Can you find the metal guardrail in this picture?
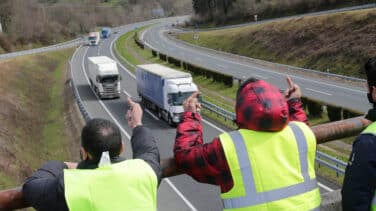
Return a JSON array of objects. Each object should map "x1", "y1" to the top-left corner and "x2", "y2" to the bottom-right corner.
[
  {"x1": 0, "y1": 38, "x2": 84, "y2": 60},
  {"x1": 166, "y1": 34, "x2": 366, "y2": 84},
  {"x1": 137, "y1": 28, "x2": 350, "y2": 177},
  {"x1": 69, "y1": 46, "x2": 91, "y2": 123},
  {"x1": 316, "y1": 151, "x2": 347, "y2": 176},
  {"x1": 201, "y1": 99, "x2": 235, "y2": 122},
  {"x1": 201, "y1": 98, "x2": 348, "y2": 177}
]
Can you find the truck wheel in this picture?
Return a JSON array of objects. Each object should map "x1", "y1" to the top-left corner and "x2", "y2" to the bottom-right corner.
[{"x1": 158, "y1": 109, "x2": 162, "y2": 119}]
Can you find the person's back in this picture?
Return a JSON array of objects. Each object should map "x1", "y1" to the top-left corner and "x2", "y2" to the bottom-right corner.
[
  {"x1": 174, "y1": 77, "x2": 321, "y2": 210},
  {"x1": 23, "y1": 98, "x2": 161, "y2": 211},
  {"x1": 342, "y1": 57, "x2": 376, "y2": 211},
  {"x1": 64, "y1": 159, "x2": 157, "y2": 211}
]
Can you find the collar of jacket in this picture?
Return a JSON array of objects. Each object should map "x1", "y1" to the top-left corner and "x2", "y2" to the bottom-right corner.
[{"x1": 76, "y1": 156, "x2": 127, "y2": 169}]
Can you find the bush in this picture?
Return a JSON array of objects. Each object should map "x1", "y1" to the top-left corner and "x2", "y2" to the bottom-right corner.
[
  {"x1": 307, "y1": 99, "x2": 323, "y2": 117},
  {"x1": 151, "y1": 50, "x2": 157, "y2": 57},
  {"x1": 327, "y1": 104, "x2": 342, "y2": 121},
  {"x1": 343, "y1": 109, "x2": 361, "y2": 119},
  {"x1": 0, "y1": 34, "x2": 13, "y2": 52}
]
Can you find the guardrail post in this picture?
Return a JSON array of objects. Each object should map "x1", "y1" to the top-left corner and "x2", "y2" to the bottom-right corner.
[{"x1": 336, "y1": 158, "x2": 339, "y2": 178}]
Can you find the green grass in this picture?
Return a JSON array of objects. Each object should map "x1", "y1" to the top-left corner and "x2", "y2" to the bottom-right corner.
[
  {"x1": 0, "y1": 49, "x2": 76, "y2": 188},
  {"x1": 115, "y1": 30, "x2": 139, "y2": 69},
  {"x1": 42, "y1": 54, "x2": 71, "y2": 161},
  {"x1": 177, "y1": 8, "x2": 376, "y2": 78},
  {"x1": 115, "y1": 27, "x2": 359, "y2": 185},
  {"x1": 115, "y1": 25, "x2": 344, "y2": 128}
]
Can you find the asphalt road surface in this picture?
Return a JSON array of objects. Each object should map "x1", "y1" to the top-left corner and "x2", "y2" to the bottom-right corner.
[{"x1": 69, "y1": 19, "x2": 341, "y2": 210}]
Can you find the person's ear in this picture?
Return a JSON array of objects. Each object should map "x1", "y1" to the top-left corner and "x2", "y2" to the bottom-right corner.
[
  {"x1": 80, "y1": 147, "x2": 89, "y2": 160},
  {"x1": 372, "y1": 86, "x2": 376, "y2": 101},
  {"x1": 119, "y1": 141, "x2": 125, "y2": 155}
]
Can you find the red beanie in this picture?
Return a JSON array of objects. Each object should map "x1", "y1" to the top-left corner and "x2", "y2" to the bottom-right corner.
[{"x1": 235, "y1": 80, "x2": 288, "y2": 131}]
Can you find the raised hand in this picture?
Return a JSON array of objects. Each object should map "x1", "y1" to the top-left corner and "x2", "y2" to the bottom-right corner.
[
  {"x1": 126, "y1": 97, "x2": 143, "y2": 129},
  {"x1": 284, "y1": 76, "x2": 301, "y2": 100},
  {"x1": 183, "y1": 91, "x2": 201, "y2": 113}
]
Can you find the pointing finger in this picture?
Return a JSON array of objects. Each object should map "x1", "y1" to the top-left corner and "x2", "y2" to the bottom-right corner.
[
  {"x1": 285, "y1": 76, "x2": 294, "y2": 89},
  {"x1": 187, "y1": 91, "x2": 200, "y2": 102}
]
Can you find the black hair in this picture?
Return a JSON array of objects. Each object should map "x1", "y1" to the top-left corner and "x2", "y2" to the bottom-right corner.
[
  {"x1": 236, "y1": 77, "x2": 259, "y2": 99},
  {"x1": 81, "y1": 118, "x2": 122, "y2": 160},
  {"x1": 365, "y1": 57, "x2": 376, "y2": 87}
]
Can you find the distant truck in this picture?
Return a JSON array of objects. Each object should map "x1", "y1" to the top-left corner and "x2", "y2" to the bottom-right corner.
[
  {"x1": 88, "y1": 32, "x2": 100, "y2": 46},
  {"x1": 136, "y1": 64, "x2": 198, "y2": 125},
  {"x1": 88, "y1": 56, "x2": 121, "y2": 99},
  {"x1": 101, "y1": 27, "x2": 111, "y2": 38}
]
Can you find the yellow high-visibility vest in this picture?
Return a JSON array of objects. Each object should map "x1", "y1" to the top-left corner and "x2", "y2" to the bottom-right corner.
[
  {"x1": 220, "y1": 121, "x2": 321, "y2": 210},
  {"x1": 360, "y1": 122, "x2": 376, "y2": 211},
  {"x1": 64, "y1": 159, "x2": 158, "y2": 211}
]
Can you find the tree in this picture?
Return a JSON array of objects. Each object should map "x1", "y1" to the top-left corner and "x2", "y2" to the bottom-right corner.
[{"x1": 0, "y1": 0, "x2": 12, "y2": 33}]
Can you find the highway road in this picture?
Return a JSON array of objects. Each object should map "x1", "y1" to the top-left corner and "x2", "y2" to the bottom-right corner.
[
  {"x1": 69, "y1": 19, "x2": 341, "y2": 210},
  {"x1": 142, "y1": 21, "x2": 372, "y2": 113}
]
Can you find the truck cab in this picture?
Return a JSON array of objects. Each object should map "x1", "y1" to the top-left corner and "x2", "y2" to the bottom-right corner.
[
  {"x1": 88, "y1": 56, "x2": 121, "y2": 99},
  {"x1": 136, "y1": 64, "x2": 198, "y2": 126},
  {"x1": 164, "y1": 77, "x2": 197, "y2": 124},
  {"x1": 88, "y1": 32, "x2": 100, "y2": 46},
  {"x1": 101, "y1": 27, "x2": 111, "y2": 39}
]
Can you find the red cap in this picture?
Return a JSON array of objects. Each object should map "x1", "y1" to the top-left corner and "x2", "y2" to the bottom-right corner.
[{"x1": 235, "y1": 80, "x2": 288, "y2": 131}]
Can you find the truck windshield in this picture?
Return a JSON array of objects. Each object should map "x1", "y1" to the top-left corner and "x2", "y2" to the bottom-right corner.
[
  {"x1": 100, "y1": 75, "x2": 118, "y2": 84},
  {"x1": 88, "y1": 36, "x2": 96, "y2": 41},
  {"x1": 168, "y1": 92, "x2": 195, "y2": 106}
]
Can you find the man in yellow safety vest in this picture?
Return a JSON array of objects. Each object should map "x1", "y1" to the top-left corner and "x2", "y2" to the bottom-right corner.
[
  {"x1": 174, "y1": 76, "x2": 321, "y2": 210},
  {"x1": 22, "y1": 97, "x2": 161, "y2": 211},
  {"x1": 342, "y1": 57, "x2": 376, "y2": 211}
]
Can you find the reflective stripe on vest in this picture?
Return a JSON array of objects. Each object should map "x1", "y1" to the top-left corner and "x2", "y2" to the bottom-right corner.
[
  {"x1": 362, "y1": 122, "x2": 376, "y2": 210},
  {"x1": 64, "y1": 159, "x2": 158, "y2": 211},
  {"x1": 222, "y1": 122, "x2": 318, "y2": 209},
  {"x1": 361, "y1": 122, "x2": 376, "y2": 136}
]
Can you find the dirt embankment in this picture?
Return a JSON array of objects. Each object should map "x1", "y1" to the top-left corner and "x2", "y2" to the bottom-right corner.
[
  {"x1": 179, "y1": 8, "x2": 376, "y2": 78},
  {"x1": 0, "y1": 49, "x2": 83, "y2": 188}
]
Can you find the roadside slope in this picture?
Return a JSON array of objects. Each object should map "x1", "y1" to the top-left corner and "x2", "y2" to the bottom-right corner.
[
  {"x1": 178, "y1": 8, "x2": 376, "y2": 78},
  {"x1": 0, "y1": 49, "x2": 83, "y2": 188}
]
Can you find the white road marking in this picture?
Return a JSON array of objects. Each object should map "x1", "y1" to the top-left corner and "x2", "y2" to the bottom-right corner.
[
  {"x1": 125, "y1": 31, "x2": 335, "y2": 193},
  {"x1": 145, "y1": 109, "x2": 159, "y2": 120},
  {"x1": 164, "y1": 179, "x2": 198, "y2": 211},
  {"x1": 123, "y1": 89, "x2": 131, "y2": 97},
  {"x1": 154, "y1": 30, "x2": 365, "y2": 94},
  {"x1": 318, "y1": 182, "x2": 334, "y2": 192},
  {"x1": 305, "y1": 88, "x2": 332, "y2": 96},
  {"x1": 110, "y1": 38, "x2": 136, "y2": 78},
  {"x1": 78, "y1": 40, "x2": 198, "y2": 211},
  {"x1": 80, "y1": 47, "x2": 130, "y2": 140}
]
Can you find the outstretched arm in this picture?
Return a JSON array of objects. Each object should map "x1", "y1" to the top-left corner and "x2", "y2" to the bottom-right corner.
[
  {"x1": 284, "y1": 76, "x2": 308, "y2": 124},
  {"x1": 126, "y1": 97, "x2": 162, "y2": 184},
  {"x1": 174, "y1": 92, "x2": 233, "y2": 192},
  {"x1": 22, "y1": 161, "x2": 68, "y2": 210}
]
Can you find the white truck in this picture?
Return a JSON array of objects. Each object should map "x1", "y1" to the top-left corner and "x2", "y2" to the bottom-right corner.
[
  {"x1": 136, "y1": 64, "x2": 198, "y2": 125},
  {"x1": 88, "y1": 56, "x2": 121, "y2": 99},
  {"x1": 88, "y1": 32, "x2": 100, "y2": 46}
]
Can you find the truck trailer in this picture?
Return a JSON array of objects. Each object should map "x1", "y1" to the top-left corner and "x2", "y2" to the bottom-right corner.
[
  {"x1": 136, "y1": 64, "x2": 198, "y2": 125},
  {"x1": 88, "y1": 56, "x2": 121, "y2": 99}
]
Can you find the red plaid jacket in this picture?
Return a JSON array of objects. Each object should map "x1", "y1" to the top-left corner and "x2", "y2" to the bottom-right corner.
[{"x1": 173, "y1": 98, "x2": 308, "y2": 193}]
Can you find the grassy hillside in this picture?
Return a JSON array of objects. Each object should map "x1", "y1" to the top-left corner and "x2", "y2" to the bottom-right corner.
[
  {"x1": 178, "y1": 8, "x2": 376, "y2": 78},
  {"x1": 0, "y1": 49, "x2": 82, "y2": 188}
]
